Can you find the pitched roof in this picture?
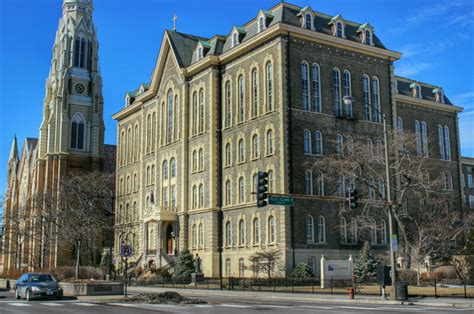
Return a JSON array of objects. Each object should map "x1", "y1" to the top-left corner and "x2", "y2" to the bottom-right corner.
[
  {"x1": 166, "y1": 30, "x2": 209, "y2": 68},
  {"x1": 396, "y1": 76, "x2": 452, "y2": 105}
]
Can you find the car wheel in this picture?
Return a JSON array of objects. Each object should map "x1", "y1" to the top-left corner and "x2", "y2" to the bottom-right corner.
[
  {"x1": 15, "y1": 289, "x2": 20, "y2": 300},
  {"x1": 26, "y1": 289, "x2": 32, "y2": 301}
]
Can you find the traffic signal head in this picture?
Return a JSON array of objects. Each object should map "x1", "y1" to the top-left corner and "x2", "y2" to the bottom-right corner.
[
  {"x1": 257, "y1": 171, "x2": 269, "y2": 208},
  {"x1": 349, "y1": 189, "x2": 359, "y2": 209}
]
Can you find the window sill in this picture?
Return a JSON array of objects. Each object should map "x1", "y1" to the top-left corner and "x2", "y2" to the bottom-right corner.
[{"x1": 251, "y1": 157, "x2": 260, "y2": 161}]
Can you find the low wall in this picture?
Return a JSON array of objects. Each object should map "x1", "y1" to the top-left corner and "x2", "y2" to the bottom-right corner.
[
  {"x1": 0, "y1": 279, "x2": 16, "y2": 290},
  {"x1": 59, "y1": 282, "x2": 124, "y2": 296}
]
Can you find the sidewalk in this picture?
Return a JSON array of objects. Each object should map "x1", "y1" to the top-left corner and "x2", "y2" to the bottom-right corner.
[{"x1": 118, "y1": 285, "x2": 474, "y2": 309}]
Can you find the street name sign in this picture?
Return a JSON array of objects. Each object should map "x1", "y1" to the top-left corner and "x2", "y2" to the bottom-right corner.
[{"x1": 268, "y1": 195, "x2": 294, "y2": 206}]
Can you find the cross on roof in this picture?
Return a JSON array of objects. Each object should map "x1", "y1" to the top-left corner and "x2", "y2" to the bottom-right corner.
[{"x1": 173, "y1": 13, "x2": 178, "y2": 31}]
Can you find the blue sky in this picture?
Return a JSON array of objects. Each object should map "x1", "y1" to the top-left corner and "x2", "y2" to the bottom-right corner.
[{"x1": 0, "y1": 0, "x2": 473, "y2": 196}]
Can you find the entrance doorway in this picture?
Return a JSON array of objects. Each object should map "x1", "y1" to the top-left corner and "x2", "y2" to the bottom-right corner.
[{"x1": 166, "y1": 224, "x2": 174, "y2": 255}]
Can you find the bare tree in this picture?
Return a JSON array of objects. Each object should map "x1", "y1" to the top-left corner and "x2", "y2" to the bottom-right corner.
[
  {"x1": 312, "y1": 130, "x2": 470, "y2": 270},
  {"x1": 57, "y1": 172, "x2": 114, "y2": 278},
  {"x1": 248, "y1": 248, "x2": 282, "y2": 279}
]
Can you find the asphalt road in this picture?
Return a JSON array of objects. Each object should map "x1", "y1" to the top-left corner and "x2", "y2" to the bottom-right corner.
[{"x1": 0, "y1": 289, "x2": 471, "y2": 314}]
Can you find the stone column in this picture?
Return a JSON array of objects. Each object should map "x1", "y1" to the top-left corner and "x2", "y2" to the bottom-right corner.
[{"x1": 320, "y1": 254, "x2": 327, "y2": 289}]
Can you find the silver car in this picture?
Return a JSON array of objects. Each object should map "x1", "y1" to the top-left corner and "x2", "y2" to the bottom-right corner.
[{"x1": 15, "y1": 273, "x2": 63, "y2": 301}]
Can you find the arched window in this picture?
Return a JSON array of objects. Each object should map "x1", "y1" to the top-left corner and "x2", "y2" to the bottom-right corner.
[
  {"x1": 304, "y1": 129, "x2": 312, "y2": 154},
  {"x1": 375, "y1": 140, "x2": 383, "y2": 161},
  {"x1": 199, "y1": 223, "x2": 204, "y2": 246},
  {"x1": 225, "y1": 180, "x2": 232, "y2": 205},
  {"x1": 80, "y1": 38, "x2": 86, "y2": 68},
  {"x1": 318, "y1": 216, "x2": 326, "y2": 243},
  {"x1": 239, "y1": 177, "x2": 245, "y2": 204},
  {"x1": 134, "y1": 125, "x2": 139, "y2": 161},
  {"x1": 301, "y1": 62, "x2": 310, "y2": 110},
  {"x1": 238, "y1": 139, "x2": 245, "y2": 162},
  {"x1": 378, "y1": 220, "x2": 387, "y2": 245},
  {"x1": 372, "y1": 77, "x2": 381, "y2": 123},
  {"x1": 252, "y1": 134, "x2": 260, "y2": 159},
  {"x1": 232, "y1": 32, "x2": 238, "y2": 47},
  {"x1": 199, "y1": 184, "x2": 204, "y2": 208},
  {"x1": 444, "y1": 126, "x2": 451, "y2": 160},
  {"x1": 163, "y1": 160, "x2": 169, "y2": 181},
  {"x1": 445, "y1": 172, "x2": 453, "y2": 190},
  {"x1": 259, "y1": 16, "x2": 265, "y2": 32},
  {"x1": 438, "y1": 125, "x2": 445, "y2": 160},
  {"x1": 268, "y1": 216, "x2": 275, "y2": 243},
  {"x1": 225, "y1": 143, "x2": 231, "y2": 166},
  {"x1": 253, "y1": 218, "x2": 260, "y2": 244},
  {"x1": 146, "y1": 166, "x2": 151, "y2": 185},
  {"x1": 267, "y1": 130, "x2": 274, "y2": 155},
  {"x1": 415, "y1": 84, "x2": 422, "y2": 98},
  {"x1": 333, "y1": 68, "x2": 342, "y2": 116},
  {"x1": 199, "y1": 148, "x2": 204, "y2": 170},
  {"x1": 225, "y1": 221, "x2": 232, "y2": 246},
  {"x1": 266, "y1": 62, "x2": 273, "y2": 111},
  {"x1": 239, "y1": 219, "x2": 245, "y2": 246},
  {"x1": 421, "y1": 121, "x2": 428, "y2": 157},
  {"x1": 251, "y1": 68, "x2": 258, "y2": 117},
  {"x1": 336, "y1": 134, "x2": 344, "y2": 156},
  {"x1": 378, "y1": 178, "x2": 385, "y2": 200},
  {"x1": 367, "y1": 138, "x2": 373, "y2": 160},
  {"x1": 415, "y1": 120, "x2": 421, "y2": 156},
  {"x1": 316, "y1": 172, "x2": 324, "y2": 196},
  {"x1": 368, "y1": 177, "x2": 375, "y2": 200},
  {"x1": 312, "y1": 64, "x2": 321, "y2": 112},
  {"x1": 71, "y1": 114, "x2": 85, "y2": 150},
  {"x1": 343, "y1": 70, "x2": 352, "y2": 117},
  {"x1": 197, "y1": 47, "x2": 203, "y2": 60},
  {"x1": 337, "y1": 174, "x2": 345, "y2": 197},
  {"x1": 238, "y1": 75, "x2": 245, "y2": 123},
  {"x1": 268, "y1": 170, "x2": 274, "y2": 193},
  {"x1": 226, "y1": 259, "x2": 231, "y2": 276},
  {"x1": 305, "y1": 170, "x2": 313, "y2": 195},
  {"x1": 192, "y1": 150, "x2": 197, "y2": 172},
  {"x1": 252, "y1": 173, "x2": 258, "y2": 200},
  {"x1": 151, "y1": 165, "x2": 155, "y2": 183},
  {"x1": 370, "y1": 219, "x2": 377, "y2": 244},
  {"x1": 225, "y1": 81, "x2": 232, "y2": 127},
  {"x1": 314, "y1": 131, "x2": 323, "y2": 155},
  {"x1": 363, "y1": 75, "x2": 371, "y2": 121},
  {"x1": 192, "y1": 92, "x2": 198, "y2": 135},
  {"x1": 192, "y1": 185, "x2": 198, "y2": 209},
  {"x1": 346, "y1": 135, "x2": 354, "y2": 155},
  {"x1": 306, "y1": 215, "x2": 314, "y2": 243},
  {"x1": 348, "y1": 218, "x2": 357, "y2": 244},
  {"x1": 365, "y1": 29, "x2": 372, "y2": 45},
  {"x1": 170, "y1": 158, "x2": 176, "y2": 178},
  {"x1": 192, "y1": 224, "x2": 197, "y2": 247},
  {"x1": 336, "y1": 22, "x2": 343, "y2": 38},
  {"x1": 305, "y1": 13, "x2": 312, "y2": 30},
  {"x1": 199, "y1": 89, "x2": 205, "y2": 133},
  {"x1": 340, "y1": 217, "x2": 347, "y2": 244},
  {"x1": 167, "y1": 89, "x2": 174, "y2": 143},
  {"x1": 239, "y1": 258, "x2": 245, "y2": 277}
]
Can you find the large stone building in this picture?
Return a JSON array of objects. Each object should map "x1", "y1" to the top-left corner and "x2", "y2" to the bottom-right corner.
[
  {"x1": 1, "y1": 0, "x2": 115, "y2": 273},
  {"x1": 113, "y1": 2, "x2": 465, "y2": 277},
  {"x1": 462, "y1": 157, "x2": 474, "y2": 209}
]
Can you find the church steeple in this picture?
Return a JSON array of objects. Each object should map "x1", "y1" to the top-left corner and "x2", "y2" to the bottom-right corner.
[{"x1": 9, "y1": 135, "x2": 18, "y2": 161}]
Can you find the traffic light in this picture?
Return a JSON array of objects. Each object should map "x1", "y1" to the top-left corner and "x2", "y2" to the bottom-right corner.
[
  {"x1": 349, "y1": 189, "x2": 359, "y2": 209},
  {"x1": 257, "y1": 171, "x2": 269, "y2": 208}
]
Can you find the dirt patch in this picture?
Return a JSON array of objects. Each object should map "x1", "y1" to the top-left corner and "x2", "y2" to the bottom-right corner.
[{"x1": 126, "y1": 291, "x2": 207, "y2": 304}]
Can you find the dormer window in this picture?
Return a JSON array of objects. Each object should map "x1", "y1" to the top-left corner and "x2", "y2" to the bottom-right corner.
[
  {"x1": 125, "y1": 94, "x2": 131, "y2": 107},
  {"x1": 336, "y1": 22, "x2": 343, "y2": 38},
  {"x1": 305, "y1": 13, "x2": 312, "y2": 30},
  {"x1": 232, "y1": 32, "x2": 239, "y2": 47},
  {"x1": 411, "y1": 83, "x2": 422, "y2": 98},
  {"x1": 259, "y1": 16, "x2": 265, "y2": 32},
  {"x1": 434, "y1": 88, "x2": 444, "y2": 103},
  {"x1": 197, "y1": 47, "x2": 203, "y2": 60},
  {"x1": 365, "y1": 29, "x2": 372, "y2": 45}
]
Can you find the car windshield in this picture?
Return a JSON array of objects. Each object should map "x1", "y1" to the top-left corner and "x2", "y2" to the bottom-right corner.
[{"x1": 29, "y1": 275, "x2": 54, "y2": 282}]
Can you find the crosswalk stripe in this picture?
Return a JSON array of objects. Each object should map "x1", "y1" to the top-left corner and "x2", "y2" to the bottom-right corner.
[
  {"x1": 40, "y1": 302, "x2": 64, "y2": 306},
  {"x1": 7, "y1": 303, "x2": 31, "y2": 307}
]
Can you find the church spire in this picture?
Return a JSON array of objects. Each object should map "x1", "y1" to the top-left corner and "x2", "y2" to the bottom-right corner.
[{"x1": 9, "y1": 135, "x2": 18, "y2": 161}]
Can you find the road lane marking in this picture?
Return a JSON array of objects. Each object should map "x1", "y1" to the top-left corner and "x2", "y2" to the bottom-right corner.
[
  {"x1": 74, "y1": 302, "x2": 99, "y2": 306},
  {"x1": 257, "y1": 305, "x2": 292, "y2": 308},
  {"x1": 40, "y1": 302, "x2": 64, "y2": 306},
  {"x1": 7, "y1": 303, "x2": 31, "y2": 307},
  {"x1": 108, "y1": 303, "x2": 141, "y2": 307},
  {"x1": 217, "y1": 304, "x2": 252, "y2": 308},
  {"x1": 338, "y1": 306, "x2": 385, "y2": 311},
  {"x1": 193, "y1": 304, "x2": 213, "y2": 307},
  {"x1": 299, "y1": 305, "x2": 335, "y2": 310}
]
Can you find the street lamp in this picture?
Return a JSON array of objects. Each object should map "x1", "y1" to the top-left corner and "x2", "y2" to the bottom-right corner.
[{"x1": 343, "y1": 96, "x2": 398, "y2": 300}]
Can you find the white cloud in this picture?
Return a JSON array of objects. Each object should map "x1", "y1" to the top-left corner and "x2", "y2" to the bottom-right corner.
[
  {"x1": 451, "y1": 91, "x2": 474, "y2": 106},
  {"x1": 395, "y1": 61, "x2": 436, "y2": 77}
]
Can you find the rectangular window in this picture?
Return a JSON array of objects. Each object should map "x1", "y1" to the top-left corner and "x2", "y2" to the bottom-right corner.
[
  {"x1": 468, "y1": 175, "x2": 473, "y2": 188},
  {"x1": 469, "y1": 195, "x2": 474, "y2": 208},
  {"x1": 312, "y1": 65, "x2": 321, "y2": 112}
]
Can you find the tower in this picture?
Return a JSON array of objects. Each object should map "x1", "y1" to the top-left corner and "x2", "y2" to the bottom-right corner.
[{"x1": 36, "y1": 0, "x2": 105, "y2": 267}]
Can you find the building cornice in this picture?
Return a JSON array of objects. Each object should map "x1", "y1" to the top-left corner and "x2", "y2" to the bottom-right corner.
[
  {"x1": 461, "y1": 157, "x2": 474, "y2": 165},
  {"x1": 395, "y1": 94, "x2": 464, "y2": 113}
]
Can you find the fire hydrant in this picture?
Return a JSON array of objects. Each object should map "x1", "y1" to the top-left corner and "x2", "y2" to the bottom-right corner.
[{"x1": 348, "y1": 287, "x2": 355, "y2": 299}]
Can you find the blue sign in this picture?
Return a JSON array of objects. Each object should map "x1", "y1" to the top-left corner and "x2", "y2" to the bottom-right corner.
[
  {"x1": 121, "y1": 245, "x2": 133, "y2": 257},
  {"x1": 391, "y1": 235, "x2": 398, "y2": 252}
]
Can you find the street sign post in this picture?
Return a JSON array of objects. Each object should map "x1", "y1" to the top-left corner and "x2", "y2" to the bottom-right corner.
[
  {"x1": 120, "y1": 245, "x2": 133, "y2": 297},
  {"x1": 390, "y1": 234, "x2": 398, "y2": 252},
  {"x1": 268, "y1": 195, "x2": 294, "y2": 206}
]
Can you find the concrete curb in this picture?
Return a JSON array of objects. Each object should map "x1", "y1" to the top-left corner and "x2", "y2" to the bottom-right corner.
[{"x1": 123, "y1": 286, "x2": 474, "y2": 309}]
